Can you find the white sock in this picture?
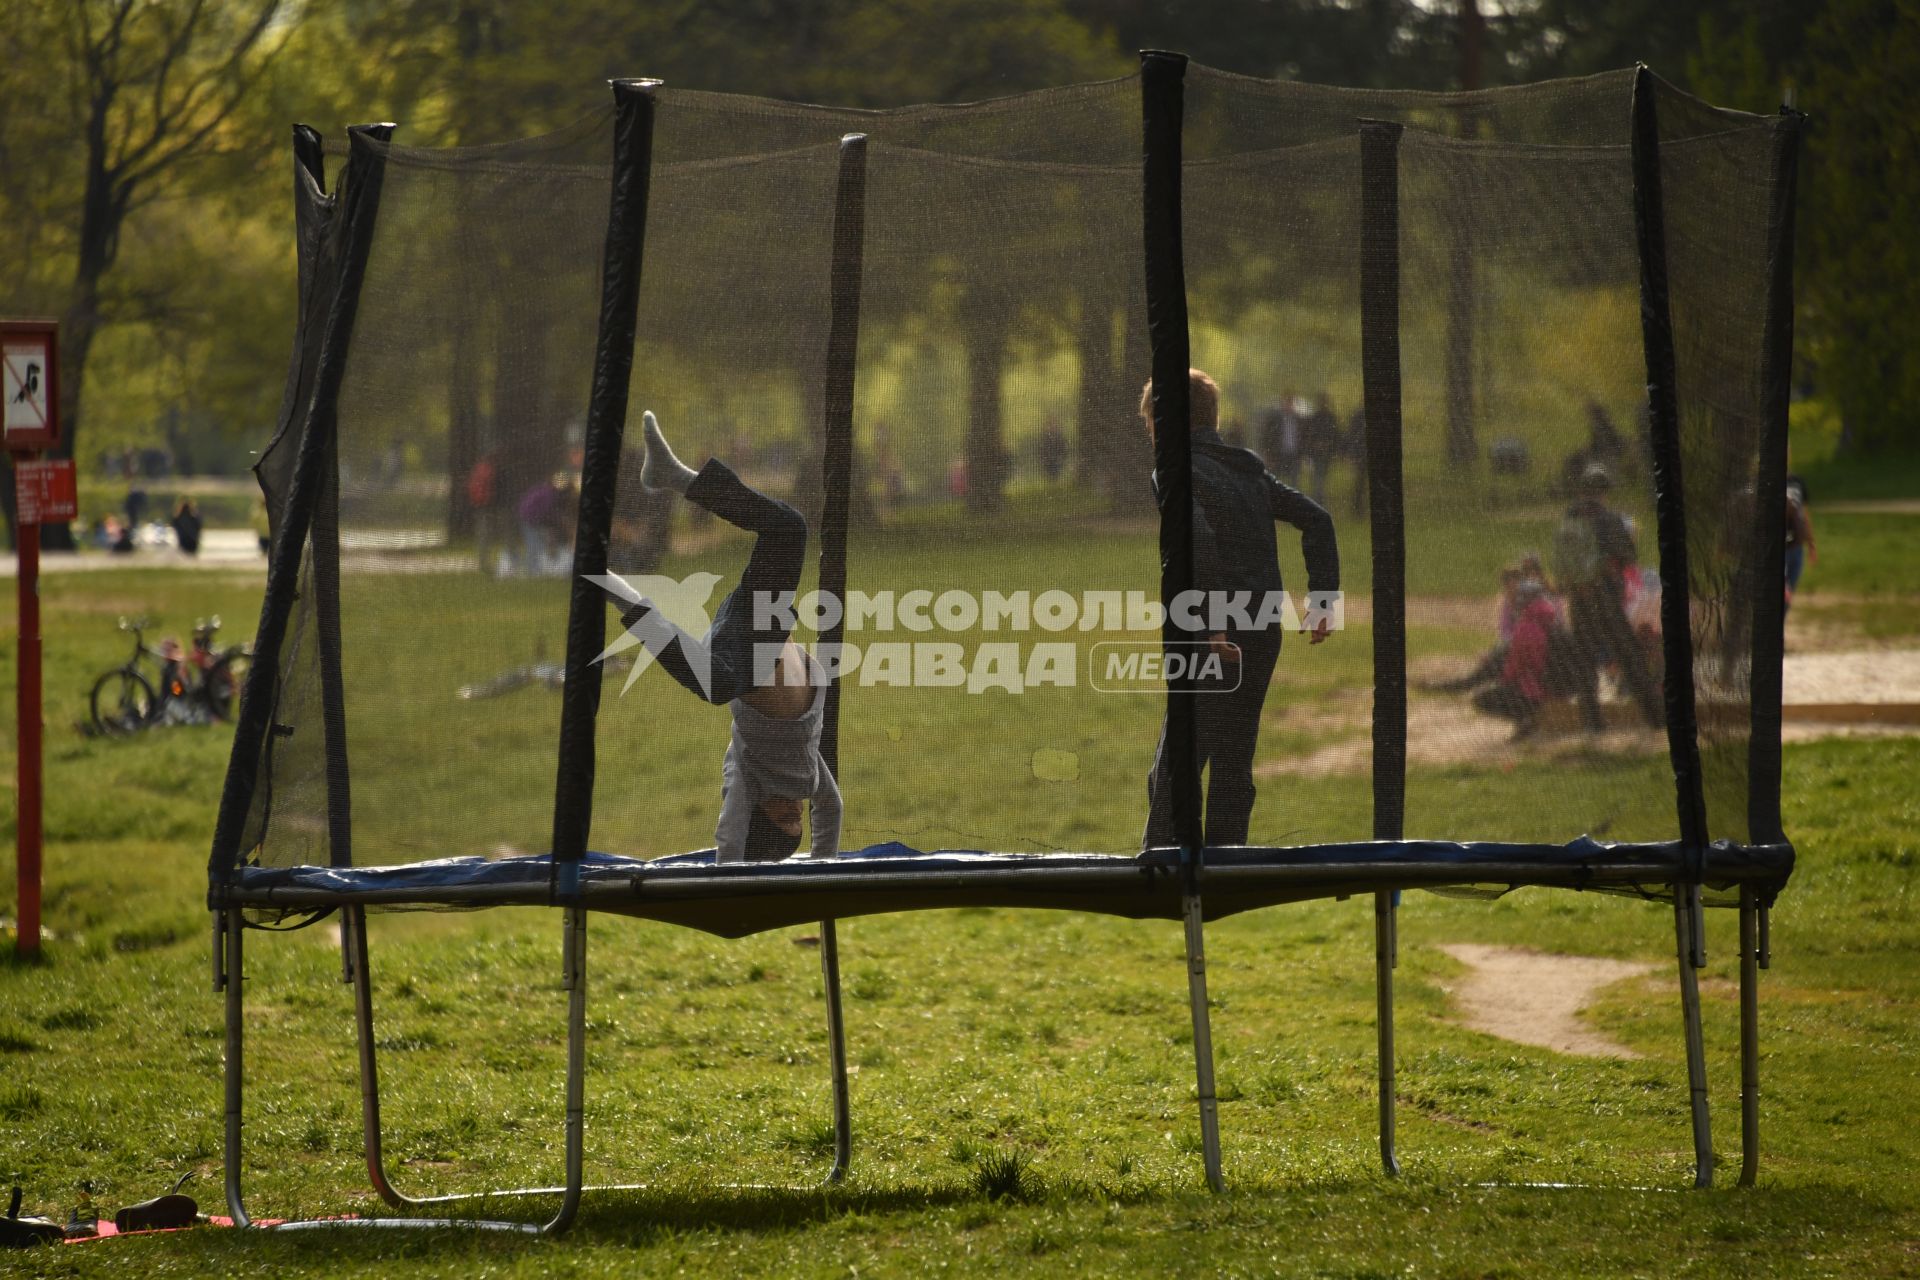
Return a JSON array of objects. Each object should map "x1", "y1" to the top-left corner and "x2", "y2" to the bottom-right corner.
[{"x1": 639, "y1": 411, "x2": 696, "y2": 493}]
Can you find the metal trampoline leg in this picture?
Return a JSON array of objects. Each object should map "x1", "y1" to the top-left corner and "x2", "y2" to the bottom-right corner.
[
  {"x1": 819, "y1": 919, "x2": 852, "y2": 1184},
  {"x1": 1181, "y1": 887, "x2": 1226, "y2": 1193},
  {"x1": 346, "y1": 905, "x2": 412, "y2": 1209},
  {"x1": 1674, "y1": 885, "x2": 1713, "y2": 1188},
  {"x1": 1738, "y1": 886, "x2": 1760, "y2": 1187},
  {"x1": 552, "y1": 906, "x2": 588, "y2": 1235},
  {"x1": 1374, "y1": 891, "x2": 1401, "y2": 1177},
  {"x1": 345, "y1": 903, "x2": 588, "y2": 1234},
  {"x1": 220, "y1": 908, "x2": 252, "y2": 1227}
]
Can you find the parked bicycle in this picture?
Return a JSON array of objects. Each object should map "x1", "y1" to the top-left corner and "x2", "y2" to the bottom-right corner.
[{"x1": 88, "y1": 616, "x2": 252, "y2": 736}]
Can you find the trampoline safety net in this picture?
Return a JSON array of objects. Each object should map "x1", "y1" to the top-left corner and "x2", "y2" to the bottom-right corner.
[{"x1": 213, "y1": 60, "x2": 1797, "y2": 917}]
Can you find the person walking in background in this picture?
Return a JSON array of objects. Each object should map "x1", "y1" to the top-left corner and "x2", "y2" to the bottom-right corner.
[
  {"x1": 466, "y1": 449, "x2": 501, "y2": 574},
  {"x1": 1256, "y1": 393, "x2": 1303, "y2": 485},
  {"x1": 251, "y1": 497, "x2": 272, "y2": 556},
  {"x1": 1553, "y1": 462, "x2": 1663, "y2": 732},
  {"x1": 1300, "y1": 392, "x2": 1341, "y2": 505},
  {"x1": 1343, "y1": 404, "x2": 1368, "y2": 517},
  {"x1": 515, "y1": 470, "x2": 579, "y2": 576},
  {"x1": 170, "y1": 497, "x2": 203, "y2": 556},
  {"x1": 1139, "y1": 368, "x2": 1339, "y2": 850},
  {"x1": 125, "y1": 482, "x2": 149, "y2": 534},
  {"x1": 1784, "y1": 473, "x2": 1816, "y2": 615}
]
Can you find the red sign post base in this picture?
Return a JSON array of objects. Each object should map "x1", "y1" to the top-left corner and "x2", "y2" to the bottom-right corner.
[
  {"x1": 13, "y1": 506, "x2": 41, "y2": 957},
  {"x1": 6, "y1": 318, "x2": 60, "y2": 959}
]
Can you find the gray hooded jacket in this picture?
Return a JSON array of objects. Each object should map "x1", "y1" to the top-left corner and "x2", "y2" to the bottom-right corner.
[{"x1": 714, "y1": 655, "x2": 842, "y2": 862}]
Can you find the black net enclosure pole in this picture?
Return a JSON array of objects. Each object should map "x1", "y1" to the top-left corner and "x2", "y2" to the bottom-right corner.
[
  {"x1": 1748, "y1": 109, "x2": 1803, "y2": 852},
  {"x1": 1742, "y1": 104, "x2": 1803, "y2": 1190},
  {"x1": 1140, "y1": 50, "x2": 1200, "y2": 856},
  {"x1": 816, "y1": 131, "x2": 869, "y2": 1186},
  {"x1": 1142, "y1": 47, "x2": 1225, "y2": 1195},
  {"x1": 312, "y1": 121, "x2": 396, "y2": 873},
  {"x1": 1629, "y1": 67, "x2": 1710, "y2": 859},
  {"x1": 817, "y1": 133, "x2": 867, "y2": 779},
  {"x1": 1358, "y1": 118, "x2": 1407, "y2": 1180},
  {"x1": 1629, "y1": 65, "x2": 1714, "y2": 1190},
  {"x1": 549, "y1": 80, "x2": 660, "y2": 897},
  {"x1": 209, "y1": 123, "x2": 393, "y2": 895},
  {"x1": 1359, "y1": 121, "x2": 1409, "y2": 846}
]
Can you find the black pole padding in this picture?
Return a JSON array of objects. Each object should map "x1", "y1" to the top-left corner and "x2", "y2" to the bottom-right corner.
[
  {"x1": 1747, "y1": 108, "x2": 1804, "y2": 848},
  {"x1": 292, "y1": 123, "x2": 326, "y2": 192},
  {"x1": 288, "y1": 125, "x2": 334, "y2": 322},
  {"x1": 1629, "y1": 67, "x2": 1710, "y2": 853},
  {"x1": 549, "y1": 79, "x2": 661, "y2": 895},
  {"x1": 312, "y1": 122, "x2": 394, "y2": 870},
  {"x1": 208, "y1": 123, "x2": 395, "y2": 896},
  {"x1": 1140, "y1": 49, "x2": 1202, "y2": 855},
  {"x1": 1358, "y1": 120, "x2": 1407, "y2": 844},
  {"x1": 818, "y1": 134, "x2": 868, "y2": 780}
]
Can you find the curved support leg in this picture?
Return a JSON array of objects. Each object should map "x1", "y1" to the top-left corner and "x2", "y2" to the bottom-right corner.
[
  {"x1": 1738, "y1": 886, "x2": 1760, "y2": 1187},
  {"x1": 221, "y1": 908, "x2": 252, "y2": 1228},
  {"x1": 1181, "y1": 886, "x2": 1226, "y2": 1193},
  {"x1": 819, "y1": 919, "x2": 852, "y2": 1183},
  {"x1": 1374, "y1": 891, "x2": 1401, "y2": 1177},
  {"x1": 1674, "y1": 885, "x2": 1713, "y2": 1188},
  {"x1": 345, "y1": 905, "x2": 589, "y2": 1232}
]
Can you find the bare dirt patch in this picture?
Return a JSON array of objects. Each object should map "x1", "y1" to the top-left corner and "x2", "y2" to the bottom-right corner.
[
  {"x1": 1256, "y1": 682, "x2": 1666, "y2": 779},
  {"x1": 1437, "y1": 944, "x2": 1657, "y2": 1059},
  {"x1": 1254, "y1": 636, "x2": 1920, "y2": 777},
  {"x1": 1781, "y1": 649, "x2": 1920, "y2": 740}
]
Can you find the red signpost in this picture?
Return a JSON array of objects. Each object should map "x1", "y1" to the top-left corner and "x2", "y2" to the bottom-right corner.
[{"x1": 6, "y1": 319, "x2": 61, "y2": 958}]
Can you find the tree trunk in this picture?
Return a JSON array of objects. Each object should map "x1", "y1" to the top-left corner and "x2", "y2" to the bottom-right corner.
[
  {"x1": 37, "y1": 286, "x2": 102, "y2": 552},
  {"x1": 962, "y1": 298, "x2": 1012, "y2": 513},
  {"x1": 1074, "y1": 291, "x2": 1151, "y2": 515},
  {"x1": 1075, "y1": 293, "x2": 1114, "y2": 487}
]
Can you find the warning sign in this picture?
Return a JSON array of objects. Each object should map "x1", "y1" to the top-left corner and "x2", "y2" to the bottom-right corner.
[
  {"x1": 2, "y1": 321, "x2": 59, "y2": 449},
  {"x1": 15, "y1": 458, "x2": 77, "y2": 525}
]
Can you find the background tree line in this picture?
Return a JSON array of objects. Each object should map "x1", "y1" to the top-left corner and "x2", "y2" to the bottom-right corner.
[{"x1": 0, "y1": 0, "x2": 1911, "y2": 547}]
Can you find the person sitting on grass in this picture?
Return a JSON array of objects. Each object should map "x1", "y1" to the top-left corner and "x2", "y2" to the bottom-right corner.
[
  {"x1": 1426, "y1": 554, "x2": 1561, "y2": 696},
  {"x1": 1470, "y1": 576, "x2": 1579, "y2": 740},
  {"x1": 599, "y1": 411, "x2": 841, "y2": 863}
]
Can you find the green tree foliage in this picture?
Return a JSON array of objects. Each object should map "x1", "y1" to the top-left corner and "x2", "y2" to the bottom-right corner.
[
  {"x1": 1795, "y1": 0, "x2": 1920, "y2": 454},
  {"x1": 2, "y1": 0, "x2": 1911, "y2": 547},
  {"x1": 0, "y1": 0, "x2": 293, "y2": 547}
]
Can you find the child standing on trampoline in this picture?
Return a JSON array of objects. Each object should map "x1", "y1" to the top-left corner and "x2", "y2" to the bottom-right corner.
[
  {"x1": 1141, "y1": 369, "x2": 1340, "y2": 850},
  {"x1": 602, "y1": 411, "x2": 841, "y2": 863}
]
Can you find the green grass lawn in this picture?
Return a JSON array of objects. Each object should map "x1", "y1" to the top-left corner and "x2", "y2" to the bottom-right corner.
[{"x1": 2, "y1": 510, "x2": 1917, "y2": 1276}]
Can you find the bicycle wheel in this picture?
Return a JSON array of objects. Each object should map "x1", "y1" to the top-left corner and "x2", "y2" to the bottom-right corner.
[
  {"x1": 201, "y1": 653, "x2": 250, "y2": 723},
  {"x1": 90, "y1": 668, "x2": 157, "y2": 736}
]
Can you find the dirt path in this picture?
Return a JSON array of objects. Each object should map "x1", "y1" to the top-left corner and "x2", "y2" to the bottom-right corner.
[
  {"x1": 1257, "y1": 638, "x2": 1920, "y2": 778},
  {"x1": 1438, "y1": 944, "x2": 1657, "y2": 1059},
  {"x1": 1820, "y1": 498, "x2": 1920, "y2": 515}
]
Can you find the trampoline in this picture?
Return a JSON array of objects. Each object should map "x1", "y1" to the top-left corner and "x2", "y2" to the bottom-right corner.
[{"x1": 210, "y1": 54, "x2": 1800, "y2": 1232}]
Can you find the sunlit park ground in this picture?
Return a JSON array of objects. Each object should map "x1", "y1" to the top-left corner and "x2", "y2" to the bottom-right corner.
[{"x1": 2, "y1": 448, "x2": 1918, "y2": 1277}]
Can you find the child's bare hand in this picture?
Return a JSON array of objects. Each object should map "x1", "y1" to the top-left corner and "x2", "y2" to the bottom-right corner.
[{"x1": 1309, "y1": 616, "x2": 1332, "y2": 645}]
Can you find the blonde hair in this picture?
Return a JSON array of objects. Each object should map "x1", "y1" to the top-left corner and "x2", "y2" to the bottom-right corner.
[{"x1": 1138, "y1": 368, "x2": 1220, "y2": 438}]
